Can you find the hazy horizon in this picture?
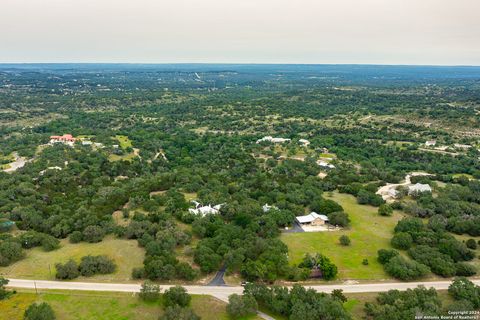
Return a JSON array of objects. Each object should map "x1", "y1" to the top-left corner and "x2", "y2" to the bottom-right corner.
[{"x1": 1, "y1": 0, "x2": 479, "y2": 65}]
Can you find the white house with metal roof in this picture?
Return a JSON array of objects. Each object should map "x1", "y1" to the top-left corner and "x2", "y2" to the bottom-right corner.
[
  {"x1": 296, "y1": 212, "x2": 329, "y2": 226},
  {"x1": 408, "y1": 183, "x2": 432, "y2": 195}
]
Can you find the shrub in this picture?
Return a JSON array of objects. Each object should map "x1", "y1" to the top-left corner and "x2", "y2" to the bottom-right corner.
[
  {"x1": 0, "y1": 277, "x2": 11, "y2": 300},
  {"x1": 384, "y1": 256, "x2": 430, "y2": 280},
  {"x1": 365, "y1": 287, "x2": 441, "y2": 319},
  {"x1": 377, "y1": 249, "x2": 399, "y2": 264},
  {"x1": 41, "y1": 235, "x2": 60, "y2": 251},
  {"x1": 24, "y1": 302, "x2": 55, "y2": 320},
  {"x1": 299, "y1": 253, "x2": 338, "y2": 280},
  {"x1": 391, "y1": 232, "x2": 413, "y2": 250},
  {"x1": 78, "y1": 255, "x2": 116, "y2": 276},
  {"x1": 82, "y1": 225, "x2": 105, "y2": 243},
  {"x1": 339, "y1": 235, "x2": 351, "y2": 246},
  {"x1": 163, "y1": 286, "x2": 191, "y2": 308},
  {"x1": 226, "y1": 294, "x2": 258, "y2": 319},
  {"x1": 448, "y1": 278, "x2": 480, "y2": 308},
  {"x1": 328, "y1": 211, "x2": 350, "y2": 227},
  {"x1": 362, "y1": 258, "x2": 369, "y2": 265},
  {"x1": 331, "y1": 289, "x2": 347, "y2": 303},
  {"x1": 378, "y1": 204, "x2": 393, "y2": 216},
  {"x1": 408, "y1": 245, "x2": 456, "y2": 277},
  {"x1": 55, "y1": 260, "x2": 79, "y2": 280},
  {"x1": 132, "y1": 267, "x2": 145, "y2": 279},
  {"x1": 160, "y1": 306, "x2": 200, "y2": 320},
  {"x1": 0, "y1": 241, "x2": 24, "y2": 266},
  {"x1": 466, "y1": 239, "x2": 477, "y2": 250},
  {"x1": 176, "y1": 262, "x2": 198, "y2": 281},
  {"x1": 69, "y1": 231, "x2": 83, "y2": 243},
  {"x1": 394, "y1": 217, "x2": 425, "y2": 234},
  {"x1": 139, "y1": 281, "x2": 161, "y2": 302},
  {"x1": 455, "y1": 263, "x2": 477, "y2": 277}
]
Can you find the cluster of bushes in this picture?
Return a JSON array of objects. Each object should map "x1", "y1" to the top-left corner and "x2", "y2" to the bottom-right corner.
[
  {"x1": 118, "y1": 209, "x2": 199, "y2": 282},
  {"x1": 55, "y1": 255, "x2": 116, "y2": 280},
  {"x1": 298, "y1": 253, "x2": 338, "y2": 280},
  {"x1": 399, "y1": 180, "x2": 480, "y2": 236},
  {"x1": 0, "y1": 277, "x2": 11, "y2": 300},
  {"x1": 380, "y1": 217, "x2": 477, "y2": 280},
  {"x1": 0, "y1": 231, "x2": 61, "y2": 267},
  {"x1": 338, "y1": 182, "x2": 385, "y2": 207},
  {"x1": 0, "y1": 238, "x2": 24, "y2": 266},
  {"x1": 365, "y1": 278, "x2": 480, "y2": 318},
  {"x1": 227, "y1": 294, "x2": 258, "y2": 319},
  {"x1": 24, "y1": 302, "x2": 56, "y2": 320},
  {"x1": 69, "y1": 225, "x2": 105, "y2": 243},
  {"x1": 310, "y1": 199, "x2": 351, "y2": 227},
  {"x1": 139, "y1": 284, "x2": 200, "y2": 320},
  {"x1": 244, "y1": 283, "x2": 350, "y2": 320}
]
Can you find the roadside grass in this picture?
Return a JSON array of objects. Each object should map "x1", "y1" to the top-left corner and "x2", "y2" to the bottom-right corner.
[
  {"x1": 0, "y1": 236, "x2": 144, "y2": 282},
  {"x1": 281, "y1": 192, "x2": 404, "y2": 280},
  {"x1": 0, "y1": 290, "x2": 261, "y2": 320}
]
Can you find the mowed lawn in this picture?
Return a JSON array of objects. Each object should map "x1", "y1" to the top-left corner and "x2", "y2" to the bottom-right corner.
[
  {"x1": 0, "y1": 290, "x2": 261, "y2": 320},
  {"x1": 281, "y1": 192, "x2": 404, "y2": 280},
  {"x1": 0, "y1": 237, "x2": 144, "y2": 282}
]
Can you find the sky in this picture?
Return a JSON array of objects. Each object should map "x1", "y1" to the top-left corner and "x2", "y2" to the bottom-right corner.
[{"x1": 1, "y1": 0, "x2": 479, "y2": 65}]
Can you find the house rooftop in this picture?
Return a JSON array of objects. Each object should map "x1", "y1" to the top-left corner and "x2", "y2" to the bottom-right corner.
[{"x1": 296, "y1": 212, "x2": 329, "y2": 224}]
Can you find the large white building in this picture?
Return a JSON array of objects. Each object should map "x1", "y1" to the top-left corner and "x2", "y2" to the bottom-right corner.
[
  {"x1": 298, "y1": 139, "x2": 310, "y2": 146},
  {"x1": 317, "y1": 160, "x2": 335, "y2": 169},
  {"x1": 256, "y1": 136, "x2": 291, "y2": 144},
  {"x1": 408, "y1": 183, "x2": 432, "y2": 194},
  {"x1": 188, "y1": 201, "x2": 223, "y2": 216}
]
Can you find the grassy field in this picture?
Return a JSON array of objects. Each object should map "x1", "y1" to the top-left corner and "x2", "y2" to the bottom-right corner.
[
  {"x1": 281, "y1": 192, "x2": 404, "y2": 280},
  {"x1": 0, "y1": 237, "x2": 144, "y2": 282},
  {"x1": 0, "y1": 290, "x2": 261, "y2": 320},
  {"x1": 108, "y1": 152, "x2": 137, "y2": 162},
  {"x1": 115, "y1": 135, "x2": 133, "y2": 149}
]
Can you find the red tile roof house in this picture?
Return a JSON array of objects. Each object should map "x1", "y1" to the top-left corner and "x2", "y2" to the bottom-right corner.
[{"x1": 49, "y1": 134, "x2": 77, "y2": 146}]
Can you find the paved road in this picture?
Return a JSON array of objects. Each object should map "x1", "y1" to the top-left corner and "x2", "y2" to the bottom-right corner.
[
  {"x1": 7, "y1": 278, "x2": 480, "y2": 302},
  {"x1": 207, "y1": 265, "x2": 227, "y2": 286},
  {"x1": 7, "y1": 278, "x2": 480, "y2": 320}
]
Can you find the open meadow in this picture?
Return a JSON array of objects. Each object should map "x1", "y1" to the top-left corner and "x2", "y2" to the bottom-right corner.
[
  {"x1": 281, "y1": 192, "x2": 404, "y2": 280},
  {"x1": 0, "y1": 237, "x2": 144, "y2": 282}
]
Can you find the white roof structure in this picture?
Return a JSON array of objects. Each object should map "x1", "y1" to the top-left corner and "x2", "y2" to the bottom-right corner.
[
  {"x1": 388, "y1": 188, "x2": 399, "y2": 198},
  {"x1": 256, "y1": 136, "x2": 291, "y2": 144},
  {"x1": 262, "y1": 204, "x2": 279, "y2": 213},
  {"x1": 425, "y1": 140, "x2": 436, "y2": 147},
  {"x1": 408, "y1": 183, "x2": 432, "y2": 194},
  {"x1": 454, "y1": 143, "x2": 472, "y2": 149},
  {"x1": 188, "y1": 201, "x2": 224, "y2": 217},
  {"x1": 296, "y1": 212, "x2": 329, "y2": 224},
  {"x1": 299, "y1": 139, "x2": 310, "y2": 146},
  {"x1": 82, "y1": 140, "x2": 93, "y2": 145},
  {"x1": 316, "y1": 160, "x2": 335, "y2": 169},
  {"x1": 39, "y1": 166, "x2": 62, "y2": 176}
]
